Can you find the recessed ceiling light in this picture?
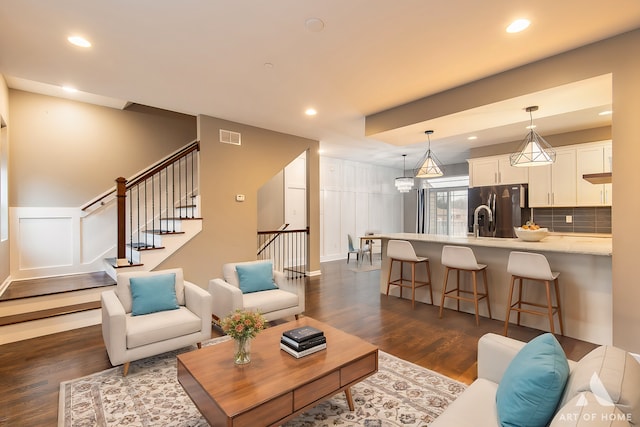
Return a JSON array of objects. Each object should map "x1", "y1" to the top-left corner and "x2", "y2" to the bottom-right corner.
[
  {"x1": 467, "y1": 136, "x2": 478, "y2": 140},
  {"x1": 599, "y1": 110, "x2": 613, "y2": 116},
  {"x1": 506, "y1": 19, "x2": 530, "y2": 33},
  {"x1": 62, "y1": 86, "x2": 78, "y2": 93},
  {"x1": 305, "y1": 108, "x2": 317, "y2": 116},
  {"x1": 67, "y1": 36, "x2": 91, "y2": 48}
]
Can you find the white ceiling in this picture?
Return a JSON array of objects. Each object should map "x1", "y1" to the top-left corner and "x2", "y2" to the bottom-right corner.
[
  {"x1": 1, "y1": 1, "x2": 639, "y2": 170},
  {"x1": 369, "y1": 74, "x2": 614, "y2": 165}
]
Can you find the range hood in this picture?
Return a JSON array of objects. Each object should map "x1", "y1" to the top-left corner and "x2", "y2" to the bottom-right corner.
[{"x1": 582, "y1": 172, "x2": 612, "y2": 184}]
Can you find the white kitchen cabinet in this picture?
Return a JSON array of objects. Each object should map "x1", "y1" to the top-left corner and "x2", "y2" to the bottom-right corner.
[
  {"x1": 469, "y1": 155, "x2": 528, "y2": 187},
  {"x1": 528, "y1": 164, "x2": 550, "y2": 206},
  {"x1": 528, "y1": 148, "x2": 576, "y2": 207},
  {"x1": 604, "y1": 144, "x2": 612, "y2": 173},
  {"x1": 499, "y1": 156, "x2": 529, "y2": 185},
  {"x1": 604, "y1": 143, "x2": 613, "y2": 201},
  {"x1": 576, "y1": 141, "x2": 612, "y2": 206}
]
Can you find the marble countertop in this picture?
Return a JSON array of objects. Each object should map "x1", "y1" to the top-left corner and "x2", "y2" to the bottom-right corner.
[{"x1": 373, "y1": 233, "x2": 612, "y2": 256}]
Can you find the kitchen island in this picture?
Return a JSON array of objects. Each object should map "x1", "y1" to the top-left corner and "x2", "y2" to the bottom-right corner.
[{"x1": 376, "y1": 233, "x2": 612, "y2": 345}]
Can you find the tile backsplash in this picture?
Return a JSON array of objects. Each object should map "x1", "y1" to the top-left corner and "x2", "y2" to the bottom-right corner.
[{"x1": 530, "y1": 207, "x2": 611, "y2": 234}]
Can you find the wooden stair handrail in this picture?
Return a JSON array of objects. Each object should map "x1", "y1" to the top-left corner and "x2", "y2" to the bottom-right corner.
[
  {"x1": 126, "y1": 142, "x2": 199, "y2": 189},
  {"x1": 113, "y1": 140, "x2": 200, "y2": 264},
  {"x1": 257, "y1": 227, "x2": 309, "y2": 235},
  {"x1": 257, "y1": 224, "x2": 289, "y2": 256},
  {"x1": 81, "y1": 140, "x2": 199, "y2": 211},
  {"x1": 257, "y1": 225, "x2": 310, "y2": 256},
  {"x1": 256, "y1": 226, "x2": 309, "y2": 278}
]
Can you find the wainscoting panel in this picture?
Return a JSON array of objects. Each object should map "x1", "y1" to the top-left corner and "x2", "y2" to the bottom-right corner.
[
  {"x1": 18, "y1": 216, "x2": 73, "y2": 270},
  {"x1": 321, "y1": 189, "x2": 342, "y2": 259},
  {"x1": 80, "y1": 202, "x2": 116, "y2": 264},
  {"x1": 10, "y1": 207, "x2": 114, "y2": 280},
  {"x1": 320, "y1": 157, "x2": 403, "y2": 262}
]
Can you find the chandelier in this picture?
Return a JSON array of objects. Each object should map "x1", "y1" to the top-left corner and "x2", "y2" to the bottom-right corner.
[
  {"x1": 510, "y1": 106, "x2": 556, "y2": 167},
  {"x1": 395, "y1": 154, "x2": 414, "y2": 193},
  {"x1": 415, "y1": 130, "x2": 443, "y2": 178}
]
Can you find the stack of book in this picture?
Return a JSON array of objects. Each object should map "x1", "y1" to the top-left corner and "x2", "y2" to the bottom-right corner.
[{"x1": 280, "y1": 326, "x2": 327, "y2": 358}]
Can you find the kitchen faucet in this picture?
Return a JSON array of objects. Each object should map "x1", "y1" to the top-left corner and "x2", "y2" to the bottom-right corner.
[{"x1": 473, "y1": 204, "x2": 493, "y2": 238}]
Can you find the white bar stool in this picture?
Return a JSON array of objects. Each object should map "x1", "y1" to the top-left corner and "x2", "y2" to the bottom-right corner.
[
  {"x1": 439, "y1": 245, "x2": 492, "y2": 326},
  {"x1": 386, "y1": 240, "x2": 433, "y2": 309},
  {"x1": 504, "y1": 251, "x2": 564, "y2": 336}
]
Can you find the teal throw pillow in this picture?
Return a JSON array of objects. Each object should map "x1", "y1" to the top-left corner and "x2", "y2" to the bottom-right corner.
[
  {"x1": 496, "y1": 333, "x2": 570, "y2": 427},
  {"x1": 236, "y1": 262, "x2": 278, "y2": 294},
  {"x1": 129, "y1": 273, "x2": 179, "y2": 316}
]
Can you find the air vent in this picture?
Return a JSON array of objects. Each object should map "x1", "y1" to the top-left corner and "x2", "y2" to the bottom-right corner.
[{"x1": 219, "y1": 129, "x2": 241, "y2": 146}]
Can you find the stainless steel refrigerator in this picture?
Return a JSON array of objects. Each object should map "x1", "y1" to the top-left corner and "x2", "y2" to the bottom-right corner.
[{"x1": 467, "y1": 184, "x2": 529, "y2": 238}]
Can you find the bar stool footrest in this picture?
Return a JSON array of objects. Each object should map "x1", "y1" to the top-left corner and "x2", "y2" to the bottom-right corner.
[{"x1": 442, "y1": 288, "x2": 489, "y2": 304}]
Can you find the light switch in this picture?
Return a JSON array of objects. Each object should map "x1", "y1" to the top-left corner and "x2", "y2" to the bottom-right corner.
[
  {"x1": 236, "y1": 194, "x2": 245, "y2": 202},
  {"x1": 566, "y1": 215, "x2": 572, "y2": 223}
]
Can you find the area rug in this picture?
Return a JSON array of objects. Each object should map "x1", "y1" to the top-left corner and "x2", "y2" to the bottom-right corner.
[{"x1": 59, "y1": 337, "x2": 465, "y2": 427}]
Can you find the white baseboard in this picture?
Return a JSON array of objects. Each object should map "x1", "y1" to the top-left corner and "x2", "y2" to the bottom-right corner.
[
  {"x1": 320, "y1": 254, "x2": 346, "y2": 263},
  {"x1": 0, "y1": 274, "x2": 11, "y2": 298}
]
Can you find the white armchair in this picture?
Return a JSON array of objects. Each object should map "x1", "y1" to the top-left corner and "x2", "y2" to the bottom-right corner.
[
  {"x1": 101, "y1": 268, "x2": 212, "y2": 376},
  {"x1": 209, "y1": 260, "x2": 305, "y2": 323}
]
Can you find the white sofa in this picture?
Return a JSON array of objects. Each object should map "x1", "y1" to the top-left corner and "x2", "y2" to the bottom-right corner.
[
  {"x1": 209, "y1": 260, "x2": 305, "y2": 323},
  {"x1": 432, "y1": 333, "x2": 640, "y2": 427},
  {"x1": 101, "y1": 268, "x2": 212, "y2": 376}
]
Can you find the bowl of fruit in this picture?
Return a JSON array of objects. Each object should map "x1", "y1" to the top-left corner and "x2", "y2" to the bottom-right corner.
[{"x1": 514, "y1": 222, "x2": 549, "y2": 242}]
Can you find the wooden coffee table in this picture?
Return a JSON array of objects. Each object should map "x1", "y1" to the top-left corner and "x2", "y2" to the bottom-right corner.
[{"x1": 177, "y1": 317, "x2": 378, "y2": 427}]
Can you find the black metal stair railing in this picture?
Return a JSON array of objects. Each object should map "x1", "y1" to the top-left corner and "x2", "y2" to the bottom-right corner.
[
  {"x1": 257, "y1": 225, "x2": 308, "y2": 279},
  {"x1": 115, "y1": 141, "x2": 200, "y2": 265}
]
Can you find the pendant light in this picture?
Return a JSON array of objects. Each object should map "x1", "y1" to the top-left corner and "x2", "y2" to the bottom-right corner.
[
  {"x1": 510, "y1": 106, "x2": 556, "y2": 167},
  {"x1": 395, "y1": 154, "x2": 414, "y2": 193},
  {"x1": 415, "y1": 130, "x2": 443, "y2": 178}
]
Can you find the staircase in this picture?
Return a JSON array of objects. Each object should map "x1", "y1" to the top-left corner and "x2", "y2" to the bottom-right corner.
[
  {"x1": 104, "y1": 196, "x2": 203, "y2": 278},
  {"x1": 0, "y1": 202, "x2": 203, "y2": 345},
  {"x1": 0, "y1": 272, "x2": 115, "y2": 345},
  {"x1": 0, "y1": 141, "x2": 203, "y2": 344}
]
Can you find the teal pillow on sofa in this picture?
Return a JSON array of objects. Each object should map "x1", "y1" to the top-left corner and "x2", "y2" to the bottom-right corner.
[
  {"x1": 496, "y1": 333, "x2": 570, "y2": 427},
  {"x1": 129, "y1": 273, "x2": 179, "y2": 316},
  {"x1": 236, "y1": 262, "x2": 278, "y2": 294}
]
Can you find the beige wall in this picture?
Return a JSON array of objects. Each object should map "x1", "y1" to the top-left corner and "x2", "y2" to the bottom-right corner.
[
  {"x1": 7, "y1": 87, "x2": 321, "y2": 288},
  {"x1": 257, "y1": 170, "x2": 285, "y2": 231},
  {"x1": 158, "y1": 114, "x2": 320, "y2": 286},
  {"x1": 9, "y1": 90, "x2": 196, "y2": 207},
  {"x1": 306, "y1": 142, "x2": 321, "y2": 274},
  {"x1": 366, "y1": 29, "x2": 640, "y2": 353},
  {"x1": 0, "y1": 76, "x2": 8, "y2": 121},
  {"x1": 0, "y1": 76, "x2": 10, "y2": 284}
]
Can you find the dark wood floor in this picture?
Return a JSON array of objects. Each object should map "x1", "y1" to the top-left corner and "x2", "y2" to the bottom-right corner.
[
  {"x1": 0, "y1": 271, "x2": 115, "y2": 301},
  {"x1": 0, "y1": 260, "x2": 598, "y2": 426},
  {"x1": 0, "y1": 272, "x2": 116, "y2": 327}
]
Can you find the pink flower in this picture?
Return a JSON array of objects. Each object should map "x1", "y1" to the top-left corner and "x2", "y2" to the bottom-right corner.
[{"x1": 221, "y1": 309, "x2": 267, "y2": 339}]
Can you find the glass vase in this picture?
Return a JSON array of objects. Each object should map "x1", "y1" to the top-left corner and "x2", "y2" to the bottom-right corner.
[{"x1": 234, "y1": 337, "x2": 251, "y2": 365}]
